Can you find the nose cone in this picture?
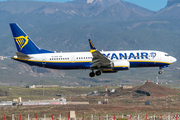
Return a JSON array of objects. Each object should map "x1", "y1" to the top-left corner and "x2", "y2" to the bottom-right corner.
[{"x1": 171, "y1": 57, "x2": 177, "y2": 63}]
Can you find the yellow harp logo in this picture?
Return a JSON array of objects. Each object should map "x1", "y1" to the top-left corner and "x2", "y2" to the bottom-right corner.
[{"x1": 14, "y1": 36, "x2": 29, "y2": 51}]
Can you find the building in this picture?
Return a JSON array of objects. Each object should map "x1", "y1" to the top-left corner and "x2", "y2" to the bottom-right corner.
[
  {"x1": 29, "y1": 85, "x2": 36, "y2": 88},
  {"x1": 0, "y1": 56, "x2": 3, "y2": 60},
  {"x1": 28, "y1": 85, "x2": 59, "y2": 88},
  {"x1": 36, "y1": 85, "x2": 59, "y2": 88},
  {"x1": 122, "y1": 86, "x2": 133, "y2": 89}
]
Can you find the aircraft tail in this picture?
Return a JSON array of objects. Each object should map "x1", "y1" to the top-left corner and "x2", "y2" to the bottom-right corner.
[{"x1": 10, "y1": 23, "x2": 53, "y2": 54}]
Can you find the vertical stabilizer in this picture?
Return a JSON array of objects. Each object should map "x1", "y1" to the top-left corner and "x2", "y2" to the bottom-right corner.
[{"x1": 10, "y1": 23, "x2": 53, "y2": 54}]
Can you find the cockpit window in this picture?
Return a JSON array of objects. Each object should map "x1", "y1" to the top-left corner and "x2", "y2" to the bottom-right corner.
[{"x1": 165, "y1": 54, "x2": 169, "y2": 56}]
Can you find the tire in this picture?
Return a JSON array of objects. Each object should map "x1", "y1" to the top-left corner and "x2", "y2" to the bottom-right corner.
[
  {"x1": 158, "y1": 71, "x2": 162, "y2": 74},
  {"x1": 89, "y1": 72, "x2": 95, "y2": 77},
  {"x1": 95, "y1": 71, "x2": 101, "y2": 76}
]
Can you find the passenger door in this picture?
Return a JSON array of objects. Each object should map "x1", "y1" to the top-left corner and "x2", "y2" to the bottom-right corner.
[{"x1": 42, "y1": 56, "x2": 46, "y2": 66}]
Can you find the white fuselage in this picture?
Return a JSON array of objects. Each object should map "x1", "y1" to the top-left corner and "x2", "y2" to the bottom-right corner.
[{"x1": 12, "y1": 50, "x2": 176, "y2": 70}]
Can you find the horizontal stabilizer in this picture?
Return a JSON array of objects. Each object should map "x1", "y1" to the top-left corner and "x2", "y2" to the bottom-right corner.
[{"x1": 16, "y1": 52, "x2": 30, "y2": 58}]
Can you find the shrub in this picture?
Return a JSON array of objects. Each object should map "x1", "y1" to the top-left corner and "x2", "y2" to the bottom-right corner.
[{"x1": 117, "y1": 118, "x2": 128, "y2": 120}]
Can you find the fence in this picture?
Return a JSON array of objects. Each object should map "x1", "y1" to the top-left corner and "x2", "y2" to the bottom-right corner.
[{"x1": 1, "y1": 114, "x2": 180, "y2": 120}]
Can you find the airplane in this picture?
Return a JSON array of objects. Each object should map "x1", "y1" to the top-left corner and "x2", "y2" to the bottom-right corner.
[{"x1": 10, "y1": 23, "x2": 177, "y2": 77}]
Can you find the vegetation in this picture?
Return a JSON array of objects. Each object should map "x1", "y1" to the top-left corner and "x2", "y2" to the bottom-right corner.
[
  {"x1": 117, "y1": 118, "x2": 128, "y2": 120},
  {"x1": 0, "y1": 86, "x2": 106, "y2": 102}
]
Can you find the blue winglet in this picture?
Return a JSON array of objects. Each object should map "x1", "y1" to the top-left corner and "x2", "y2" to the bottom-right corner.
[{"x1": 88, "y1": 39, "x2": 96, "y2": 53}]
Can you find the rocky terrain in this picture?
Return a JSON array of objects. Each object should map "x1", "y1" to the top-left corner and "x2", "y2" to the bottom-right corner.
[{"x1": 109, "y1": 82, "x2": 180, "y2": 97}]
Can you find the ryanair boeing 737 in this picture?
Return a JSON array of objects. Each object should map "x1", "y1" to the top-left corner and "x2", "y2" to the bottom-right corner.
[{"x1": 10, "y1": 23, "x2": 177, "y2": 77}]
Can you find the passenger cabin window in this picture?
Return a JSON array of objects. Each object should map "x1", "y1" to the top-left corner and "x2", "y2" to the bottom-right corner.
[{"x1": 165, "y1": 54, "x2": 169, "y2": 56}]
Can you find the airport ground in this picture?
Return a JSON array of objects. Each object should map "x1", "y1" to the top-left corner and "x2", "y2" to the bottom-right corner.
[
  {"x1": 1, "y1": 104, "x2": 180, "y2": 119},
  {"x1": 0, "y1": 84, "x2": 180, "y2": 119}
]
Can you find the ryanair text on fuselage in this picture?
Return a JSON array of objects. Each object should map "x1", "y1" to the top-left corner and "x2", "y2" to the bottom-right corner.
[{"x1": 103, "y1": 52, "x2": 156, "y2": 60}]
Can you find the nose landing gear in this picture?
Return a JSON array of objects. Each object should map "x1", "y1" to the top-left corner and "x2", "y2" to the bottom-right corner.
[
  {"x1": 158, "y1": 67, "x2": 163, "y2": 74},
  {"x1": 158, "y1": 71, "x2": 162, "y2": 74}
]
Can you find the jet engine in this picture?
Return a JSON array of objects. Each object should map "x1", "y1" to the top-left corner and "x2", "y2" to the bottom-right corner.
[
  {"x1": 113, "y1": 60, "x2": 130, "y2": 70},
  {"x1": 102, "y1": 60, "x2": 129, "y2": 73}
]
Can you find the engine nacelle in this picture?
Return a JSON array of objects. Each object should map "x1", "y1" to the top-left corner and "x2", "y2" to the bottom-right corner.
[
  {"x1": 97, "y1": 62, "x2": 114, "y2": 70},
  {"x1": 112, "y1": 60, "x2": 130, "y2": 70},
  {"x1": 102, "y1": 60, "x2": 129, "y2": 73}
]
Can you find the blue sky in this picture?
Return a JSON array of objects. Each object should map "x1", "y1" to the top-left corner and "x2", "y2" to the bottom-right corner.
[
  {"x1": 122, "y1": 0, "x2": 167, "y2": 11},
  {"x1": 2, "y1": 0, "x2": 168, "y2": 11}
]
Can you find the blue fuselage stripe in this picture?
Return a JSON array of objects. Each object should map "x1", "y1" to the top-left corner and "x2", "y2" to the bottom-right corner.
[{"x1": 13, "y1": 59, "x2": 170, "y2": 70}]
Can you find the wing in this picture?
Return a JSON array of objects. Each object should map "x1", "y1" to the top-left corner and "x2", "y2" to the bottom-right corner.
[{"x1": 88, "y1": 39, "x2": 112, "y2": 69}]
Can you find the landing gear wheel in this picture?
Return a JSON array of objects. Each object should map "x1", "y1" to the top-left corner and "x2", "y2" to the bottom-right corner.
[
  {"x1": 158, "y1": 71, "x2": 162, "y2": 74},
  {"x1": 89, "y1": 72, "x2": 95, "y2": 77},
  {"x1": 95, "y1": 71, "x2": 101, "y2": 76}
]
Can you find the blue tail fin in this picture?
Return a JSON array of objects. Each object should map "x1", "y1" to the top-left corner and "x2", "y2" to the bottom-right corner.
[{"x1": 10, "y1": 23, "x2": 53, "y2": 54}]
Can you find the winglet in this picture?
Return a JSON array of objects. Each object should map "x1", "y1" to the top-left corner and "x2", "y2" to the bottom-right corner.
[{"x1": 88, "y1": 39, "x2": 96, "y2": 53}]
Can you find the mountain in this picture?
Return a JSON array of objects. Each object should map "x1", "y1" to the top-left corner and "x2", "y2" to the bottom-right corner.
[
  {"x1": 73, "y1": 0, "x2": 120, "y2": 8},
  {"x1": 0, "y1": 0, "x2": 152, "y2": 17},
  {"x1": 0, "y1": 0, "x2": 179, "y2": 56},
  {"x1": 95, "y1": 1, "x2": 153, "y2": 21},
  {"x1": 0, "y1": 1, "x2": 47, "y2": 14},
  {"x1": 90, "y1": 0, "x2": 120, "y2": 8},
  {"x1": 153, "y1": 0, "x2": 180, "y2": 18},
  {"x1": 166, "y1": 0, "x2": 180, "y2": 7}
]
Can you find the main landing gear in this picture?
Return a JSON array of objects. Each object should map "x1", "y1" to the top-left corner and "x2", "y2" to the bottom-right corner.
[{"x1": 89, "y1": 70, "x2": 101, "y2": 77}]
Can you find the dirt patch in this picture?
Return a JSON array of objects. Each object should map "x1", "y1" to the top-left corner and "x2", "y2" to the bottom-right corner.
[{"x1": 109, "y1": 82, "x2": 179, "y2": 97}]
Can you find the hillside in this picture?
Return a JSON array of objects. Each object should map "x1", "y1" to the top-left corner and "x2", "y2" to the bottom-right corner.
[
  {"x1": 109, "y1": 82, "x2": 180, "y2": 97},
  {"x1": 166, "y1": 0, "x2": 180, "y2": 7},
  {"x1": 136, "y1": 82, "x2": 179, "y2": 97}
]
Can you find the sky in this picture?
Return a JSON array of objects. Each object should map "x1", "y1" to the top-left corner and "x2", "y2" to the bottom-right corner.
[
  {"x1": 1, "y1": 0, "x2": 168, "y2": 11},
  {"x1": 122, "y1": 0, "x2": 167, "y2": 11}
]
